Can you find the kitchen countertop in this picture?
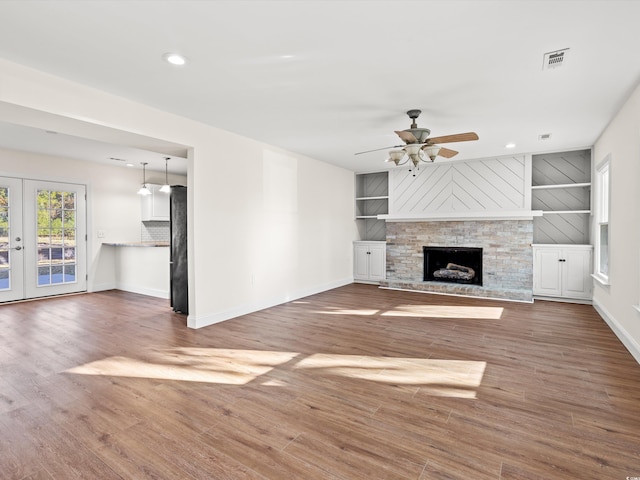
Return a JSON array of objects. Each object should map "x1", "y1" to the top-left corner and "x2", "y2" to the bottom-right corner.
[{"x1": 103, "y1": 241, "x2": 170, "y2": 247}]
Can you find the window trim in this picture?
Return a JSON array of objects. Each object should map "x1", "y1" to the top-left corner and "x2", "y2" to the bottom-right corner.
[{"x1": 593, "y1": 155, "x2": 611, "y2": 284}]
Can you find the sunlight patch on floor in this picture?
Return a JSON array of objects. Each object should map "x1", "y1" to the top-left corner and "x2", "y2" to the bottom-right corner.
[
  {"x1": 66, "y1": 349, "x2": 299, "y2": 385},
  {"x1": 381, "y1": 305, "x2": 504, "y2": 319},
  {"x1": 295, "y1": 354, "x2": 486, "y2": 398},
  {"x1": 313, "y1": 308, "x2": 380, "y2": 315},
  {"x1": 66, "y1": 348, "x2": 486, "y2": 397}
]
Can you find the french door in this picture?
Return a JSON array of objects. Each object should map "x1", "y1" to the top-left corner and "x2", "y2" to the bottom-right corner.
[{"x1": 0, "y1": 177, "x2": 86, "y2": 302}]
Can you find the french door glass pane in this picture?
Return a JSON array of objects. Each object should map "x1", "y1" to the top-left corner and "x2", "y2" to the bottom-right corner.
[
  {"x1": 36, "y1": 189, "x2": 77, "y2": 287},
  {"x1": 38, "y1": 266, "x2": 50, "y2": 285},
  {"x1": 0, "y1": 268, "x2": 8, "y2": 289},
  {"x1": 64, "y1": 265, "x2": 76, "y2": 282},
  {"x1": 63, "y1": 247, "x2": 75, "y2": 263},
  {"x1": 0, "y1": 187, "x2": 10, "y2": 290}
]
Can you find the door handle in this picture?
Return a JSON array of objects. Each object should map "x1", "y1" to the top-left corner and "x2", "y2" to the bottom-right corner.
[{"x1": 11, "y1": 246, "x2": 22, "y2": 251}]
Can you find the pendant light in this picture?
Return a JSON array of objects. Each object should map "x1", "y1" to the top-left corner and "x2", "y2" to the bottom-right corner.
[
  {"x1": 137, "y1": 162, "x2": 151, "y2": 196},
  {"x1": 159, "y1": 157, "x2": 171, "y2": 193}
]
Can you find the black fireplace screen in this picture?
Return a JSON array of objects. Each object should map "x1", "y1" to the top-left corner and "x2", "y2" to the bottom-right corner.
[{"x1": 423, "y1": 246, "x2": 483, "y2": 286}]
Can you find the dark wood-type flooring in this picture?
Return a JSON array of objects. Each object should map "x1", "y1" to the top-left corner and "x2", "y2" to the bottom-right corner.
[{"x1": 1, "y1": 284, "x2": 639, "y2": 479}]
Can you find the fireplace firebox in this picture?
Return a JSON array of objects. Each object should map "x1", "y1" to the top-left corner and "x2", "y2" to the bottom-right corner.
[{"x1": 423, "y1": 246, "x2": 483, "y2": 286}]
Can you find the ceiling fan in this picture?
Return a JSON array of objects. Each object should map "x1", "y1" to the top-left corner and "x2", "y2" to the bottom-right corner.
[{"x1": 356, "y1": 109, "x2": 479, "y2": 173}]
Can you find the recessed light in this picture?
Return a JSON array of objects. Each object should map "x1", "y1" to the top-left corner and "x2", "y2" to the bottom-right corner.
[
  {"x1": 126, "y1": 163, "x2": 134, "y2": 167},
  {"x1": 162, "y1": 52, "x2": 188, "y2": 66},
  {"x1": 505, "y1": 143, "x2": 516, "y2": 149}
]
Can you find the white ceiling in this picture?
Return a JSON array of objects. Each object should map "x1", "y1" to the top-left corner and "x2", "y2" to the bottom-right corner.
[{"x1": 1, "y1": 0, "x2": 640, "y2": 175}]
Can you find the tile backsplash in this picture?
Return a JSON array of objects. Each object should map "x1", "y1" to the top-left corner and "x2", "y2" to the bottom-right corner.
[{"x1": 142, "y1": 221, "x2": 170, "y2": 242}]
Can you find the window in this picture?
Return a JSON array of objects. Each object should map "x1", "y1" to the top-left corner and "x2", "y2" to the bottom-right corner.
[{"x1": 594, "y1": 156, "x2": 610, "y2": 283}]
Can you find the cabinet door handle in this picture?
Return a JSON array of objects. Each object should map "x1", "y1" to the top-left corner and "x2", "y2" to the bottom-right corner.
[{"x1": 559, "y1": 259, "x2": 566, "y2": 262}]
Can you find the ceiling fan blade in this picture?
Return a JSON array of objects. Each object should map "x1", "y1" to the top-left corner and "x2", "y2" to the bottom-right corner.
[
  {"x1": 395, "y1": 130, "x2": 419, "y2": 144},
  {"x1": 438, "y1": 147, "x2": 458, "y2": 158},
  {"x1": 427, "y1": 132, "x2": 479, "y2": 144},
  {"x1": 354, "y1": 144, "x2": 406, "y2": 155}
]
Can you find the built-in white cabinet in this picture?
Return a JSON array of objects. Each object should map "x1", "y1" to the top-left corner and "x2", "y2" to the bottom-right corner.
[
  {"x1": 354, "y1": 241, "x2": 386, "y2": 283},
  {"x1": 355, "y1": 172, "x2": 388, "y2": 241},
  {"x1": 533, "y1": 244, "x2": 593, "y2": 301},
  {"x1": 141, "y1": 184, "x2": 170, "y2": 221}
]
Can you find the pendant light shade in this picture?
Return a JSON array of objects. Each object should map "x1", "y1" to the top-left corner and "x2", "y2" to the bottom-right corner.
[
  {"x1": 160, "y1": 157, "x2": 171, "y2": 193},
  {"x1": 137, "y1": 162, "x2": 152, "y2": 196}
]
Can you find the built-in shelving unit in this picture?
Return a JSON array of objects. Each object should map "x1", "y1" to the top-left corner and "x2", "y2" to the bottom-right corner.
[
  {"x1": 531, "y1": 149, "x2": 591, "y2": 244},
  {"x1": 355, "y1": 172, "x2": 388, "y2": 241}
]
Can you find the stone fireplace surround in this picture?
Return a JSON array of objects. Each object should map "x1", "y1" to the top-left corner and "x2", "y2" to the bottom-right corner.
[{"x1": 381, "y1": 219, "x2": 534, "y2": 302}]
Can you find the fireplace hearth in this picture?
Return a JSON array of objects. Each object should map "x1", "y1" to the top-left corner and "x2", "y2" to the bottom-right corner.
[{"x1": 423, "y1": 246, "x2": 483, "y2": 286}]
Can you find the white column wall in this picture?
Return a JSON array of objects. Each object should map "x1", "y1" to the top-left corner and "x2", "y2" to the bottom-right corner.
[
  {"x1": 0, "y1": 59, "x2": 357, "y2": 327},
  {"x1": 592, "y1": 80, "x2": 640, "y2": 363}
]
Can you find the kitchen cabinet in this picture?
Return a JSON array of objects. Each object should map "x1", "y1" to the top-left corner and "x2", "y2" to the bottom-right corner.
[
  {"x1": 141, "y1": 184, "x2": 170, "y2": 221},
  {"x1": 354, "y1": 241, "x2": 386, "y2": 283},
  {"x1": 533, "y1": 244, "x2": 592, "y2": 301}
]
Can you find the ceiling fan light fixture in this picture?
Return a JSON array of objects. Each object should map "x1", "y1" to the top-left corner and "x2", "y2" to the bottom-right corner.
[
  {"x1": 387, "y1": 149, "x2": 406, "y2": 165},
  {"x1": 404, "y1": 144, "x2": 422, "y2": 156},
  {"x1": 423, "y1": 145, "x2": 441, "y2": 161},
  {"x1": 356, "y1": 109, "x2": 479, "y2": 173},
  {"x1": 405, "y1": 144, "x2": 424, "y2": 165}
]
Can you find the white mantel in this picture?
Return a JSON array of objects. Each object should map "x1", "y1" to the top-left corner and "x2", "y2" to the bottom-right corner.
[{"x1": 379, "y1": 210, "x2": 543, "y2": 222}]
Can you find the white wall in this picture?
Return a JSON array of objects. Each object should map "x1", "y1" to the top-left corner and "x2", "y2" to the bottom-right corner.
[
  {"x1": 0, "y1": 147, "x2": 185, "y2": 292},
  {"x1": 592, "y1": 80, "x2": 640, "y2": 363},
  {"x1": 0, "y1": 59, "x2": 357, "y2": 328}
]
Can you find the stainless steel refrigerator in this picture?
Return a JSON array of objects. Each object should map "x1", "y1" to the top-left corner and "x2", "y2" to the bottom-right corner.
[{"x1": 170, "y1": 185, "x2": 188, "y2": 314}]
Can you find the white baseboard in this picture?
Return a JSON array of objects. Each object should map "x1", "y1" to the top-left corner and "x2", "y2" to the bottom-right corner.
[
  {"x1": 533, "y1": 295, "x2": 592, "y2": 305},
  {"x1": 592, "y1": 298, "x2": 640, "y2": 365},
  {"x1": 89, "y1": 282, "x2": 116, "y2": 292},
  {"x1": 115, "y1": 282, "x2": 170, "y2": 300},
  {"x1": 187, "y1": 277, "x2": 353, "y2": 329}
]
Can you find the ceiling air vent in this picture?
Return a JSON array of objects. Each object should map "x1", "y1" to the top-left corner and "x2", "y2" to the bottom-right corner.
[
  {"x1": 542, "y1": 48, "x2": 569, "y2": 70},
  {"x1": 538, "y1": 133, "x2": 552, "y2": 141}
]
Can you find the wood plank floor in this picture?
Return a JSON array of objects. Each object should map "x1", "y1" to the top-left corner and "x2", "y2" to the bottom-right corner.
[{"x1": 1, "y1": 284, "x2": 639, "y2": 479}]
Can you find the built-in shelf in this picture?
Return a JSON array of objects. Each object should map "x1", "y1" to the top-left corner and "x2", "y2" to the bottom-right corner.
[
  {"x1": 531, "y1": 182, "x2": 591, "y2": 190},
  {"x1": 356, "y1": 195, "x2": 389, "y2": 201},
  {"x1": 380, "y1": 211, "x2": 543, "y2": 222},
  {"x1": 541, "y1": 210, "x2": 591, "y2": 215},
  {"x1": 532, "y1": 149, "x2": 592, "y2": 244},
  {"x1": 355, "y1": 172, "x2": 389, "y2": 241}
]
